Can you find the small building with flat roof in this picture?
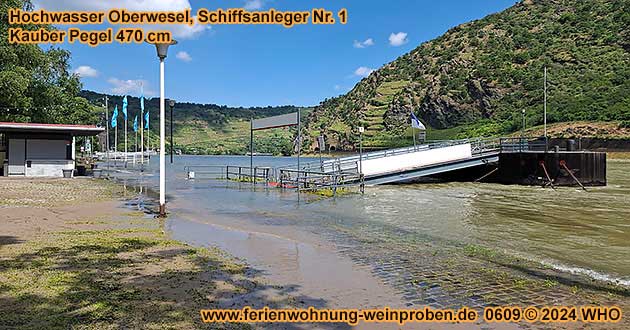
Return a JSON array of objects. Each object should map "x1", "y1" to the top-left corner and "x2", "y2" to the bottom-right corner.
[{"x1": 0, "y1": 122, "x2": 104, "y2": 177}]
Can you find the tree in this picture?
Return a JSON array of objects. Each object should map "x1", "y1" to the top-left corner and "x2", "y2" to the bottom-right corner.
[{"x1": 0, "y1": 0, "x2": 98, "y2": 124}]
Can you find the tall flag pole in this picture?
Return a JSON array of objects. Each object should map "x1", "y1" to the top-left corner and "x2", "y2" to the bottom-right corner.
[
  {"x1": 111, "y1": 105, "x2": 118, "y2": 152},
  {"x1": 133, "y1": 115, "x2": 138, "y2": 165},
  {"x1": 144, "y1": 99, "x2": 150, "y2": 156},
  {"x1": 122, "y1": 95, "x2": 128, "y2": 163},
  {"x1": 140, "y1": 82, "x2": 144, "y2": 164}
]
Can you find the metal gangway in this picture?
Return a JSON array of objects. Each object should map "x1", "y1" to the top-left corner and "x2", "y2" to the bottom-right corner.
[
  {"x1": 284, "y1": 138, "x2": 504, "y2": 186},
  {"x1": 184, "y1": 138, "x2": 530, "y2": 192}
]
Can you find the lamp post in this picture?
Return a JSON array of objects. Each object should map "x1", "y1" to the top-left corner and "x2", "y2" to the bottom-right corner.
[
  {"x1": 149, "y1": 39, "x2": 177, "y2": 217},
  {"x1": 169, "y1": 99, "x2": 175, "y2": 164}
]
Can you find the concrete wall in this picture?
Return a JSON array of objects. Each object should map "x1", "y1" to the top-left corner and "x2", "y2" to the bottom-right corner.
[
  {"x1": 25, "y1": 159, "x2": 74, "y2": 177},
  {"x1": 361, "y1": 144, "x2": 473, "y2": 176}
]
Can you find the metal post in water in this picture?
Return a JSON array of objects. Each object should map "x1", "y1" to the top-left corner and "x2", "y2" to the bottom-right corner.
[
  {"x1": 297, "y1": 108, "x2": 302, "y2": 178},
  {"x1": 250, "y1": 118, "x2": 254, "y2": 184},
  {"x1": 297, "y1": 108, "x2": 301, "y2": 191},
  {"x1": 358, "y1": 126, "x2": 364, "y2": 175}
]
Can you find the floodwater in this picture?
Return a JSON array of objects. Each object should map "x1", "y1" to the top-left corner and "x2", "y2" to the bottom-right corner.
[{"x1": 113, "y1": 155, "x2": 630, "y2": 289}]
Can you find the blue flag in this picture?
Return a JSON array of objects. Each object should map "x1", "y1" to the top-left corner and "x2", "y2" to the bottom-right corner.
[
  {"x1": 133, "y1": 115, "x2": 138, "y2": 132},
  {"x1": 410, "y1": 112, "x2": 425, "y2": 130},
  {"x1": 144, "y1": 108, "x2": 149, "y2": 129},
  {"x1": 111, "y1": 105, "x2": 118, "y2": 128},
  {"x1": 122, "y1": 95, "x2": 128, "y2": 119}
]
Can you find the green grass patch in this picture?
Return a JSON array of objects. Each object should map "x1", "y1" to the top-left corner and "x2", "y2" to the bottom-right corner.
[{"x1": 463, "y1": 244, "x2": 497, "y2": 259}]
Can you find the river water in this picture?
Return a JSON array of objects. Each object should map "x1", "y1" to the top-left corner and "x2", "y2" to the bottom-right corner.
[{"x1": 114, "y1": 155, "x2": 630, "y2": 288}]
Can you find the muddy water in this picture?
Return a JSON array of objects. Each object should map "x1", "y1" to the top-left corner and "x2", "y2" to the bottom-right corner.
[{"x1": 117, "y1": 155, "x2": 630, "y2": 287}]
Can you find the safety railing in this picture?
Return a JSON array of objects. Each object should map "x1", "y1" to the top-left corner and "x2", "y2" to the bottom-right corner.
[
  {"x1": 278, "y1": 167, "x2": 363, "y2": 194},
  {"x1": 184, "y1": 165, "x2": 272, "y2": 183},
  {"x1": 184, "y1": 165, "x2": 228, "y2": 179},
  {"x1": 297, "y1": 137, "x2": 503, "y2": 176},
  {"x1": 499, "y1": 137, "x2": 547, "y2": 152},
  {"x1": 226, "y1": 166, "x2": 272, "y2": 184}
]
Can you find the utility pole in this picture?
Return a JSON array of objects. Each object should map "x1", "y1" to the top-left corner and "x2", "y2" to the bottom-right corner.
[
  {"x1": 544, "y1": 66, "x2": 548, "y2": 150},
  {"x1": 521, "y1": 109, "x2": 526, "y2": 139},
  {"x1": 169, "y1": 99, "x2": 175, "y2": 164},
  {"x1": 521, "y1": 109, "x2": 526, "y2": 152},
  {"x1": 358, "y1": 127, "x2": 364, "y2": 174}
]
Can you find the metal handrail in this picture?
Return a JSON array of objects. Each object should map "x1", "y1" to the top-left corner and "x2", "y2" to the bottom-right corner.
[
  {"x1": 299, "y1": 137, "x2": 502, "y2": 176},
  {"x1": 184, "y1": 165, "x2": 228, "y2": 179}
]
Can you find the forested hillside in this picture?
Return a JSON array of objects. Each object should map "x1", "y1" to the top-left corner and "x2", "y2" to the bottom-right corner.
[
  {"x1": 81, "y1": 91, "x2": 309, "y2": 155},
  {"x1": 306, "y1": 0, "x2": 630, "y2": 150}
]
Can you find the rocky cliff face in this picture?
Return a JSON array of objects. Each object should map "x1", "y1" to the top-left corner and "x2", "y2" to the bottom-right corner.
[{"x1": 306, "y1": 0, "x2": 630, "y2": 150}]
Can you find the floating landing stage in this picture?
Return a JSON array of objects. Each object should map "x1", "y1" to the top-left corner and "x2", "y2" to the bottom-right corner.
[{"x1": 492, "y1": 150, "x2": 606, "y2": 187}]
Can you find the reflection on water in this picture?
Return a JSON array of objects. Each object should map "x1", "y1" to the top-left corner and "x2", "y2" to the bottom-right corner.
[{"x1": 116, "y1": 155, "x2": 630, "y2": 285}]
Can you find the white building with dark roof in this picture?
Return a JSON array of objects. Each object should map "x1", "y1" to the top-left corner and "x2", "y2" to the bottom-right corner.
[{"x1": 0, "y1": 122, "x2": 104, "y2": 177}]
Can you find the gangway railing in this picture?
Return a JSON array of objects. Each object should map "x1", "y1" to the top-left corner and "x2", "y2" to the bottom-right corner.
[
  {"x1": 499, "y1": 138, "x2": 547, "y2": 152},
  {"x1": 295, "y1": 137, "x2": 502, "y2": 177},
  {"x1": 278, "y1": 167, "x2": 363, "y2": 194}
]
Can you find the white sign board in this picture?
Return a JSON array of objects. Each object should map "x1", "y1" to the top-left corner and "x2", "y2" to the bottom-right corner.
[
  {"x1": 252, "y1": 112, "x2": 299, "y2": 131},
  {"x1": 360, "y1": 144, "x2": 473, "y2": 176}
]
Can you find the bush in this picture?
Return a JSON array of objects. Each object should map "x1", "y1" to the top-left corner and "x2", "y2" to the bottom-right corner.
[{"x1": 619, "y1": 121, "x2": 630, "y2": 129}]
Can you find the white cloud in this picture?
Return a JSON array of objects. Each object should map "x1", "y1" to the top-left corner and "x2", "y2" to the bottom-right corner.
[
  {"x1": 176, "y1": 51, "x2": 192, "y2": 62},
  {"x1": 354, "y1": 66, "x2": 375, "y2": 78},
  {"x1": 244, "y1": 0, "x2": 264, "y2": 10},
  {"x1": 33, "y1": 0, "x2": 207, "y2": 39},
  {"x1": 334, "y1": 85, "x2": 341, "y2": 91},
  {"x1": 74, "y1": 65, "x2": 99, "y2": 78},
  {"x1": 388, "y1": 32, "x2": 408, "y2": 47},
  {"x1": 353, "y1": 38, "x2": 374, "y2": 49},
  {"x1": 107, "y1": 78, "x2": 154, "y2": 95}
]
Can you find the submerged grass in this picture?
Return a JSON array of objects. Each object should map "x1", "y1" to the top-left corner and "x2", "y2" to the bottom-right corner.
[
  {"x1": 0, "y1": 217, "x2": 254, "y2": 330},
  {"x1": 305, "y1": 187, "x2": 353, "y2": 197},
  {"x1": 0, "y1": 179, "x2": 256, "y2": 330}
]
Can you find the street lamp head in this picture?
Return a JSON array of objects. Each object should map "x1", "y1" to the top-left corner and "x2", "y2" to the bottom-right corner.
[
  {"x1": 149, "y1": 39, "x2": 178, "y2": 60},
  {"x1": 169, "y1": 99, "x2": 175, "y2": 108}
]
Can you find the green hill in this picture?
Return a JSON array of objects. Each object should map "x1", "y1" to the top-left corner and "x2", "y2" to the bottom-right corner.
[
  {"x1": 306, "y1": 0, "x2": 630, "y2": 150},
  {"x1": 81, "y1": 91, "x2": 310, "y2": 155}
]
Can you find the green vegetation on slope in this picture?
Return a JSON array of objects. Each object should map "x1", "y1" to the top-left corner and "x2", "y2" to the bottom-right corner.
[
  {"x1": 81, "y1": 91, "x2": 307, "y2": 155},
  {"x1": 307, "y1": 0, "x2": 630, "y2": 150}
]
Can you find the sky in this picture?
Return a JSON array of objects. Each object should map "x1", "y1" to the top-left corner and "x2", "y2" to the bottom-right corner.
[{"x1": 33, "y1": 0, "x2": 518, "y2": 107}]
